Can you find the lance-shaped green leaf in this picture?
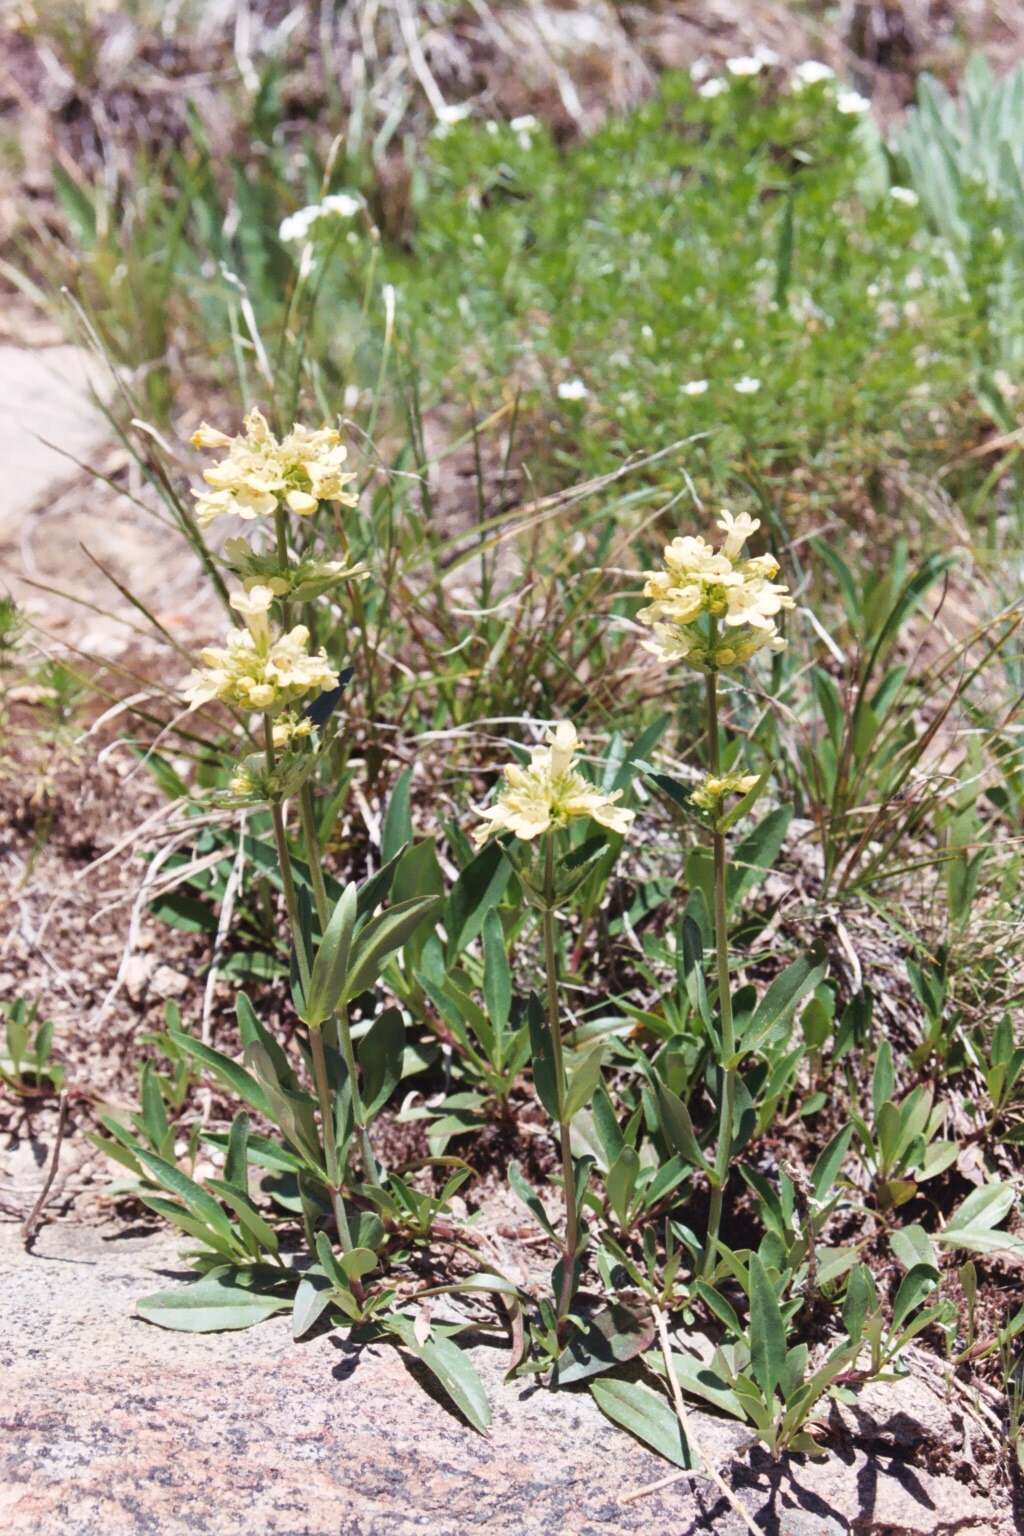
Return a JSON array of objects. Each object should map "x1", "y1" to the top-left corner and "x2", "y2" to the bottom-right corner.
[
  {"x1": 591, "y1": 1378, "x2": 692, "y2": 1468},
  {"x1": 527, "y1": 995, "x2": 560, "y2": 1121},
  {"x1": 892, "y1": 1262, "x2": 939, "y2": 1328},
  {"x1": 810, "y1": 1123, "x2": 853, "y2": 1203},
  {"x1": 206, "y1": 1178, "x2": 279, "y2": 1255},
  {"x1": 386, "y1": 1316, "x2": 491, "y2": 1433},
  {"x1": 342, "y1": 896, "x2": 443, "y2": 1004},
  {"x1": 292, "y1": 1273, "x2": 333, "y2": 1340},
  {"x1": 606, "y1": 1147, "x2": 640, "y2": 1226},
  {"x1": 244, "y1": 1042, "x2": 322, "y2": 1167},
  {"x1": 134, "y1": 1147, "x2": 236, "y2": 1245},
  {"x1": 509, "y1": 1158, "x2": 557, "y2": 1239},
  {"x1": 166, "y1": 1032, "x2": 272, "y2": 1118},
  {"x1": 381, "y1": 768, "x2": 413, "y2": 862},
  {"x1": 741, "y1": 948, "x2": 827, "y2": 1054},
  {"x1": 482, "y1": 907, "x2": 511, "y2": 1043},
  {"x1": 655, "y1": 1080, "x2": 712, "y2": 1176},
  {"x1": 137, "y1": 1272, "x2": 290, "y2": 1333},
  {"x1": 445, "y1": 839, "x2": 509, "y2": 963},
  {"x1": 304, "y1": 881, "x2": 358, "y2": 1027},
  {"x1": 939, "y1": 1181, "x2": 1023, "y2": 1254},
  {"x1": 748, "y1": 1254, "x2": 787, "y2": 1401},
  {"x1": 564, "y1": 1046, "x2": 605, "y2": 1121},
  {"x1": 555, "y1": 1297, "x2": 655, "y2": 1385},
  {"x1": 358, "y1": 1007, "x2": 405, "y2": 1119},
  {"x1": 223, "y1": 1112, "x2": 251, "y2": 1192},
  {"x1": 728, "y1": 805, "x2": 792, "y2": 908}
]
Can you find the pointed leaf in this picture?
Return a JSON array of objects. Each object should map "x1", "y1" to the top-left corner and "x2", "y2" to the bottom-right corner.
[
  {"x1": 305, "y1": 882, "x2": 358, "y2": 1027},
  {"x1": 343, "y1": 897, "x2": 443, "y2": 1002},
  {"x1": 749, "y1": 1254, "x2": 786, "y2": 1400},
  {"x1": 591, "y1": 1378, "x2": 691, "y2": 1468},
  {"x1": 138, "y1": 1274, "x2": 289, "y2": 1332},
  {"x1": 358, "y1": 1007, "x2": 405, "y2": 1119}
]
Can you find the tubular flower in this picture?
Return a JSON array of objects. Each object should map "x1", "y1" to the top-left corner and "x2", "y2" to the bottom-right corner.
[
  {"x1": 690, "y1": 772, "x2": 759, "y2": 813},
  {"x1": 473, "y1": 722, "x2": 634, "y2": 848},
  {"x1": 190, "y1": 409, "x2": 358, "y2": 528},
  {"x1": 182, "y1": 584, "x2": 337, "y2": 713},
  {"x1": 638, "y1": 510, "x2": 794, "y2": 670}
]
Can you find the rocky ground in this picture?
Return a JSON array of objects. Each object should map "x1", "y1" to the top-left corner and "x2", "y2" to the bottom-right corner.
[{"x1": 0, "y1": 1216, "x2": 1014, "y2": 1536}]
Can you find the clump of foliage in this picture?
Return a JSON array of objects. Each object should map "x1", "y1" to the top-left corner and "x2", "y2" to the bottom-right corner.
[{"x1": 11, "y1": 36, "x2": 1024, "y2": 1498}]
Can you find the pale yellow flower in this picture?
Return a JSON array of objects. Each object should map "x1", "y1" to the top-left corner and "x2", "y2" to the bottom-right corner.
[
  {"x1": 473, "y1": 722, "x2": 634, "y2": 848},
  {"x1": 716, "y1": 509, "x2": 760, "y2": 561},
  {"x1": 229, "y1": 583, "x2": 275, "y2": 644},
  {"x1": 182, "y1": 584, "x2": 337, "y2": 713},
  {"x1": 638, "y1": 510, "x2": 793, "y2": 670},
  {"x1": 190, "y1": 408, "x2": 358, "y2": 528}
]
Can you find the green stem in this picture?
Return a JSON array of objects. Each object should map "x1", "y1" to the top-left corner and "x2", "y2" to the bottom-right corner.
[
  {"x1": 543, "y1": 834, "x2": 579, "y2": 1324},
  {"x1": 298, "y1": 783, "x2": 330, "y2": 928},
  {"x1": 339, "y1": 1000, "x2": 380, "y2": 1185},
  {"x1": 308, "y1": 1024, "x2": 355, "y2": 1253},
  {"x1": 264, "y1": 719, "x2": 311, "y2": 996},
  {"x1": 296, "y1": 769, "x2": 379, "y2": 1186},
  {"x1": 263, "y1": 716, "x2": 358, "y2": 1253},
  {"x1": 702, "y1": 665, "x2": 737, "y2": 1279}
]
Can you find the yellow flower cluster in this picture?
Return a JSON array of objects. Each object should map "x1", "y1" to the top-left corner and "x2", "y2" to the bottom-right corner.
[
  {"x1": 182, "y1": 585, "x2": 337, "y2": 713},
  {"x1": 690, "y1": 772, "x2": 760, "y2": 813},
  {"x1": 191, "y1": 408, "x2": 358, "y2": 528},
  {"x1": 473, "y1": 722, "x2": 635, "y2": 847},
  {"x1": 639, "y1": 511, "x2": 794, "y2": 670}
]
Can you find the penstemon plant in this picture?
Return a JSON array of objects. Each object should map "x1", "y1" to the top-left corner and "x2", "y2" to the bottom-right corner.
[
  {"x1": 471, "y1": 721, "x2": 634, "y2": 1331},
  {"x1": 181, "y1": 410, "x2": 392, "y2": 1250},
  {"x1": 636, "y1": 510, "x2": 795, "y2": 1275},
  {"x1": 93, "y1": 407, "x2": 518, "y2": 1428}
]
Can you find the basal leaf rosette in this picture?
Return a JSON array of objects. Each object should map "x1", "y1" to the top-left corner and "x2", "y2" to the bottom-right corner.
[
  {"x1": 191, "y1": 408, "x2": 358, "y2": 527},
  {"x1": 182, "y1": 586, "x2": 337, "y2": 714},
  {"x1": 473, "y1": 721, "x2": 634, "y2": 848},
  {"x1": 638, "y1": 510, "x2": 794, "y2": 671}
]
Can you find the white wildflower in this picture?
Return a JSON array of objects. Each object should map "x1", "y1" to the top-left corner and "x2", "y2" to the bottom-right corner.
[
  {"x1": 557, "y1": 378, "x2": 589, "y2": 402},
  {"x1": 510, "y1": 113, "x2": 539, "y2": 147},
  {"x1": 321, "y1": 193, "x2": 362, "y2": 218},
  {"x1": 837, "y1": 89, "x2": 871, "y2": 115},
  {"x1": 279, "y1": 194, "x2": 361, "y2": 243},
  {"x1": 793, "y1": 60, "x2": 835, "y2": 87},
  {"x1": 734, "y1": 376, "x2": 761, "y2": 394},
  {"x1": 683, "y1": 379, "x2": 709, "y2": 396},
  {"x1": 182, "y1": 588, "x2": 337, "y2": 713}
]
